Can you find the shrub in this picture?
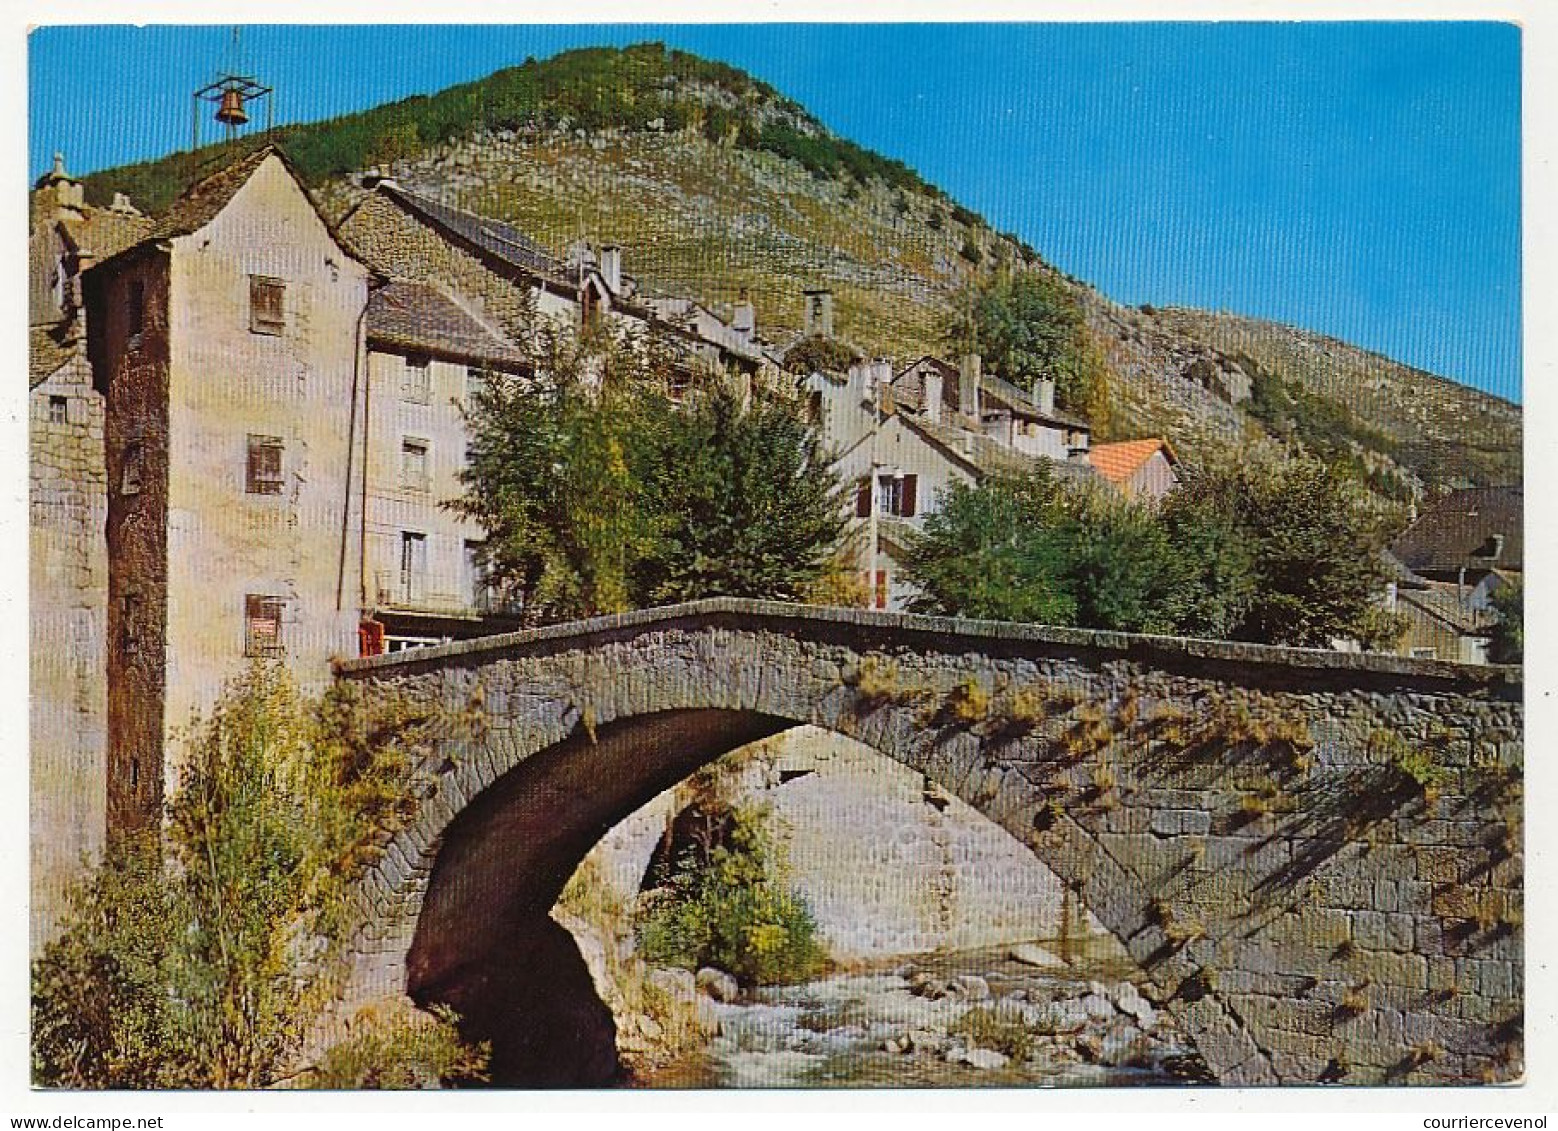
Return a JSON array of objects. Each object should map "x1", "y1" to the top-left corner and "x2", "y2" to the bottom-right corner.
[
  {"x1": 953, "y1": 1004, "x2": 1032, "y2": 1061},
  {"x1": 635, "y1": 804, "x2": 827, "y2": 987}
]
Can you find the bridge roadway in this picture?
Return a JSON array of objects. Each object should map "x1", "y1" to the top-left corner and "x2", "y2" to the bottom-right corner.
[{"x1": 317, "y1": 598, "x2": 1522, "y2": 1087}]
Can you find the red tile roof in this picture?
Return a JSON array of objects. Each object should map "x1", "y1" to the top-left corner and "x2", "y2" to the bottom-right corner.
[{"x1": 1087, "y1": 438, "x2": 1176, "y2": 486}]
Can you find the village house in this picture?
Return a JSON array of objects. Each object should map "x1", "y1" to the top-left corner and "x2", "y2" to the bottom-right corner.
[
  {"x1": 28, "y1": 154, "x2": 152, "y2": 949},
  {"x1": 798, "y1": 331, "x2": 1111, "y2": 611},
  {"x1": 1087, "y1": 437, "x2": 1180, "y2": 502},
  {"x1": 1384, "y1": 485, "x2": 1522, "y2": 664}
]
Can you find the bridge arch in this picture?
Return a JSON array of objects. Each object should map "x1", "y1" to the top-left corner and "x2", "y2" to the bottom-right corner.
[{"x1": 325, "y1": 600, "x2": 1523, "y2": 1088}]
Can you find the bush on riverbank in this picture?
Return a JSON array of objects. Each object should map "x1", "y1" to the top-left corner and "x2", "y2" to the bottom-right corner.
[
  {"x1": 636, "y1": 802, "x2": 827, "y2": 987},
  {"x1": 31, "y1": 663, "x2": 490, "y2": 1088}
]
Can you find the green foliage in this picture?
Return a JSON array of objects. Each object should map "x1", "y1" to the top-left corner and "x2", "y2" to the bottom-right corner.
[
  {"x1": 1161, "y1": 455, "x2": 1404, "y2": 648},
  {"x1": 457, "y1": 327, "x2": 845, "y2": 623},
  {"x1": 636, "y1": 804, "x2": 827, "y2": 987},
  {"x1": 952, "y1": 1004, "x2": 1032, "y2": 1061},
  {"x1": 637, "y1": 384, "x2": 847, "y2": 604},
  {"x1": 782, "y1": 334, "x2": 862, "y2": 375},
  {"x1": 908, "y1": 454, "x2": 1400, "y2": 648},
  {"x1": 943, "y1": 270, "x2": 1099, "y2": 413},
  {"x1": 959, "y1": 239, "x2": 984, "y2": 266},
  {"x1": 1488, "y1": 579, "x2": 1523, "y2": 663},
  {"x1": 32, "y1": 664, "x2": 486, "y2": 1089},
  {"x1": 307, "y1": 1003, "x2": 489, "y2": 1089},
  {"x1": 904, "y1": 473, "x2": 1078, "y2": 624}
]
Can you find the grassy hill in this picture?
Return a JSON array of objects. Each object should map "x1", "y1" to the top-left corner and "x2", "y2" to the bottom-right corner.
[{"x1": 80, "y1": 42, "x2": 1520, "y2": 502}]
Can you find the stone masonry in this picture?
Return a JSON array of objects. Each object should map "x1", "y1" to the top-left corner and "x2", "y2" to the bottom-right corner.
[{"x1": 326, "y1": 598, "x2": 1523, "y2": 1087}]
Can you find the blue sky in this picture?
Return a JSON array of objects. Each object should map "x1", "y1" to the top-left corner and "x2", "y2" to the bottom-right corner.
[{"x1": 28, "y1": 23, "x2": 1522, "y2": 402}]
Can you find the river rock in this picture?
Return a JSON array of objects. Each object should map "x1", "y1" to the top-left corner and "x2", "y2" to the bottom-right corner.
[
  {"x1": 1009, "y1": 942, "x2": 1066, "y2": 969},
  {"x1": 1112, "y1": 982, "x2": 1157, "y2": 1028},
  {"x1": 948, "y1": 974, "x2": 990, "y2": 1001},
  {"x1": 696, "y1": 967, "x2": 740, "y2": 1003},
  {"x1": 1049, "y1": 1000, "x2": 1090, "y2": 1033},
  {"x1": 965, "y1": 1048, "x2": 1011, "y2": 1070},
  {"x1": 909, "y1": 973, "x2": 949, "y2": 1000},
  {"x1": 1099, "y1": 1020, "x2": 1152, "y2": 1068},
  {"x1": 1080, "y1": 993, "x2": 1116, "y2": 1021}
]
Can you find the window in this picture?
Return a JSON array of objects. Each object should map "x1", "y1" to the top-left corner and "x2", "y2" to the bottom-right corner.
[
  {"x1": 401, "y1": 438, "x2": 430, "y2": 492},
  {"x1": 48, "y1": 396, "x2": 67, "y2": 425},
  {"x1": 245, "y1": 594, "x2": 285, "y2": 656},
  {"x1": 399, "y1": 532, "x2": 427, "y2": 604},
  {"x1": 127, "y1": 279, "x2": 145, "y2": 343},
  {"x1": 875, "y1": 473, "x2": 918, "y2": 518},
  {"x1": 1411, "y1": 647, "x2": 1438, "y2": 660},
  {"x1": 402, "y1": 354, "x2": 432, "y2": 404},
  {"x1": 465, "y1": 366, "x2": 488, "y2": 409},
  {"x1": 249, "y1": 276, "x2": 285, "y2": 336},
  {"x1": 245, "y1": 434, "x2": 284, "y2": 495},
  {"x1": 874, "y1": 569, "x2": 889, "y2": 610},
  {"x1": 121, "y1": 442, "x2": 144, "y2": 496}
]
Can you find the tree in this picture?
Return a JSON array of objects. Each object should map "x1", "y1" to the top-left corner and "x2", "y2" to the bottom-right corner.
[
  {"x1": 903, "y1": 469, "x2": 1079, "y2": 625},
  {"x1": 1160, "y1": 455, "x2": 1403, "y2": 649},
  {"x1": 1487, "y1": 578, "x2": 1523, "y2": 664},
  {"x1": 944, "y1": 269, "x2": 1101, "y2": 413},
  {"x1": 636, "y1": 383, "x2": 846, "y2": 604},
  {"x1": 457, "y1": 324, "x2": 847, "y2": 623}
]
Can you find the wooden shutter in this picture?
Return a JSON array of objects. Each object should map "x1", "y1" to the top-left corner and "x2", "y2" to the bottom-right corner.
[
  {"x1": 250, "y1": 276, "x2": 285, "y2": 335},
  {"x1": 902, "y1": 474, "x2": 918, "y2": 517},
  {"x1": 856, "y1": 480, "x2": 872, "y2": 517}
]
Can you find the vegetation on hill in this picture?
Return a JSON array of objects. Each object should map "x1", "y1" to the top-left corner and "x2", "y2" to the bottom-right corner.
[{"x1": 82, "y1": 43, "x2": 950, "y2": 217}]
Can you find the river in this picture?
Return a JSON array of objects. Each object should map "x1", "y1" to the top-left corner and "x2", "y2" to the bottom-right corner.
[{"x1": 629, "y1": 938, "x2": 1213, "y2": 1089}]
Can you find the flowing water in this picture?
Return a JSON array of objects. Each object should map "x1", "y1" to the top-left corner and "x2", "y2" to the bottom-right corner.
[{"x1": 630, "y1": 938, "x2": 1213, "y2": 1089}]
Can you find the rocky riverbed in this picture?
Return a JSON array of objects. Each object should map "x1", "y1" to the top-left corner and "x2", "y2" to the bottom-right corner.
[{"x1": 627, "y1": 940, "x2": 1212, "y2": 1089}]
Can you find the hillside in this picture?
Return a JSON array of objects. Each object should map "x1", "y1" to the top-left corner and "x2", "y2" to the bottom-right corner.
[{"x1": 79, "y1": 42, "x2": 1520, "y2": 500}]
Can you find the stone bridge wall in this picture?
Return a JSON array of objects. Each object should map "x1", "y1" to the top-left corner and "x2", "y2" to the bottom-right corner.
[{"x1": 328, "y1": 599, "x2": 1522, "y2": 1087}]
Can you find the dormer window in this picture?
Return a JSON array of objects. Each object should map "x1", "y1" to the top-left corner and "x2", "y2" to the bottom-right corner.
[{"x1": 249, "y1": 275, "x2": 285, "y2": 336}]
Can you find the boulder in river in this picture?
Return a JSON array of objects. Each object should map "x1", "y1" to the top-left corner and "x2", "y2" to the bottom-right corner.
[
  {"x1": 696, "y1": 966, "x2": 740, "y2": 1003},
  {"x1": 948, "y1": 974, "x2": 991, "y2": 1001},
  {"x1": 965, "y1": 1048, "x2": 1011, "y2": 1070},
  {"x1": 1008, "y1": 942, "x2": 1066, "y2": 969},
  {"x1": 1112, "y1": 982, "x2": 1157, "y2": 1029}
]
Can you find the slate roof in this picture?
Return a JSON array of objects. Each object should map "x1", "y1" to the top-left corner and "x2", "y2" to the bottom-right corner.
[
  {"x1": 899, "y1": 412, "x2": 1102, "y2": 489},
  {"x1": 1088, "y1": 438, "x2": 1178, "y2": 487},
  {"x1": 979, "y1": 373, "x2": 1090, "y2": 430},
  {"x1": 377, "y1": 184, "x2": 570, "y2": 282},
  {"x1": 59, "y1": 209, "x2": 154, "y2": 263},
  {"x1": 1398, "y1": 584, "x2": 1491, "y2": 635},
  {"x1": 367, "y1": 281, "x2": 531, "y2": 371},
  {"x1": 87, "y1": 147, "x2": 346, "y2": 276},
  {"x1": 1390, "y1": 486, "x2": 1523, "y2": 576},
  {"x1": 30, "y1": 325, "x2": 76, "y2": 389}
]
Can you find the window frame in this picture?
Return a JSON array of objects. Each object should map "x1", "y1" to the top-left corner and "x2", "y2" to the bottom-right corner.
[
  {"x1": 249, "y1": 275, "x2": 286, "y2": 336},
  {"x1": 399, "y1": 531, "x2": 428, "y2": 604},
  {"x1": 47, "y1": 395, "x2": 68, "y2": 425},
  {"x1": 402, "y1": 353, "x2": 433, "y2": 404},
  {"x1": 400, "y1": 437, "x2": 431, "y2": 493},
  {"x1": 244, "y1": 594, "x2": 286, "y2": 657},
  {"x1": 120, "y1": 441, "x2": 145, "y2": 496},
  {"x1": 245, "y1": 434, "x2": 285, "y2": 496}
]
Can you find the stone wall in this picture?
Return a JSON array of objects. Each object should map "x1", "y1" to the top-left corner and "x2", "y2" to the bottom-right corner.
[
  {"x1": 326, "y1": 599, "x2": 1522, "y2": 1087},
  {"x1": 29, "y1": 352, "x2": 108, "y2": 950}
]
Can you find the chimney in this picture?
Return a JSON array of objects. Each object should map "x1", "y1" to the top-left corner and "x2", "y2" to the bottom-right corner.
[
  {"x1": 923, "y1": 365, "x2": 943, "y2": 423},
  {"x1": 109, "y1": 191, "x2": 141, "y2": 216},
  {"x1": 600, "y1": 244, "x2": 622, "y2": 293},
  {"x1": 1035, "y1": 379, "x2": 1056, "y2": 415},
  {"x1": 803, "y1": 288, "x2": 834, "y2": 338},
  {"x1": 44, "y1": 152, "x2": 84, "y2": 215},
  {"x1": 959, "y1": 353, "x2": 982, "y2": 420},
  {"x1": 732, "y1": 288, "x2": 755, "y2": 339}
]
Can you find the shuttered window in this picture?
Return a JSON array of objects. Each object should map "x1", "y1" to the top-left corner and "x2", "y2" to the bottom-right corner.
[
  {"x1": 245, "y1": 595, "x2": 285, "y2": 656},
  {"x1": 401, "y1": 438, "x2": 430, "y2": 492},
  {"x1": 246, "y1": 434, "x2": 284, "y2": 495},
  {"x1": 855, "y1": 480, "x2": 872, "y2": 518},
  {"x1": 249, "y1": 276, "x2": 285, "y2": 335}
]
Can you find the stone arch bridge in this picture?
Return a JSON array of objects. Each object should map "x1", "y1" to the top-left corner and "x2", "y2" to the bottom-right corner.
[{"x1": 325, "y1": 599, "x2": 1522, "y2": 1087}]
